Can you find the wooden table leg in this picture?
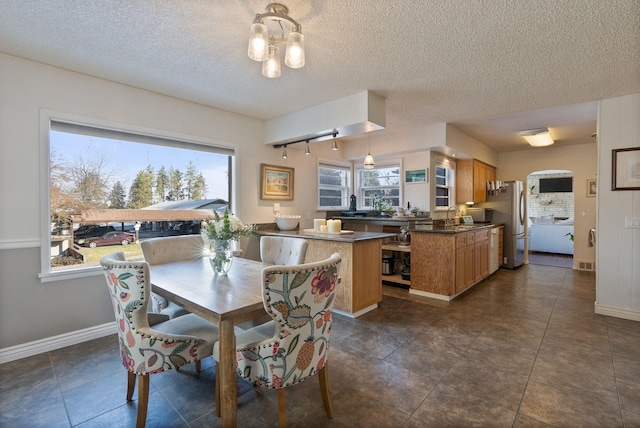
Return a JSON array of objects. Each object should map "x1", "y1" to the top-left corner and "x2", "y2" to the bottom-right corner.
[{"x1": 219, "y1": 319, "x2": 237, "y2": 427}]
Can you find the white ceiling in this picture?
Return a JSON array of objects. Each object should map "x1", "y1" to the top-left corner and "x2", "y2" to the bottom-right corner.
[{"x1": 1, "y1": 1, "x2": 639, "y2": 152}]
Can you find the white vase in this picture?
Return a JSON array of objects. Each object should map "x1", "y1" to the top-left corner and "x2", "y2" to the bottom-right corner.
[{"x1": 209, "y1": 240, "x2": 233, "y2": 275}]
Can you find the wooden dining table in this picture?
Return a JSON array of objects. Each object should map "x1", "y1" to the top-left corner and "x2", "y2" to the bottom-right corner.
[{"x1": 149, "y1": 256, "x2": 267, "y2": 427}]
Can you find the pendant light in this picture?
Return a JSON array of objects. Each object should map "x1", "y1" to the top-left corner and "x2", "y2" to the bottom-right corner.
[
  {"x1": 364, "y1": 136, "x2": 375, "y2": 169},
  {"x1": 304, "y1": 141, "x2": 310, "y2": 155},
  {"x1": 282, "y1": 145, "x2": 287, "y2": 159}
]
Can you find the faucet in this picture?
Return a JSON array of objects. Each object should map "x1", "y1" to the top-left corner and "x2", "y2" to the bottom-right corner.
[{"x1": 446, "y1": 206, "x2": 460, "y2": 225}]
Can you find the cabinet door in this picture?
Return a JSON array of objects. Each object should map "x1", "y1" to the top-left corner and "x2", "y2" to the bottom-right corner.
[
  {"x1": 456, "y1": 160, "x2": 474, "y2": 203},
  {"x1": 475, "y1": 239, "x2": 489, "y2": 281},
  {"x1": 473, "y1": 160, "x2": 487, "y2": 202}
]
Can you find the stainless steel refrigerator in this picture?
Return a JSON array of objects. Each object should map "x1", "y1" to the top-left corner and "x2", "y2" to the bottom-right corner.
[{"x1": 484, "y1": 180, "x2": 525, "y2": 269}]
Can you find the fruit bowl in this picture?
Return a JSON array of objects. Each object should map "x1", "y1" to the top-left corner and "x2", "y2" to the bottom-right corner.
[{"x1": 275, "y1": 215, "x2": 301, "y2": 231}]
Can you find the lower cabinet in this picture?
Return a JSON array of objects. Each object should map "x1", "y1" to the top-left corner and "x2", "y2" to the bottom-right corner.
[{"x1": 413, "y1": 228, "x2": 494, "y2": 298}]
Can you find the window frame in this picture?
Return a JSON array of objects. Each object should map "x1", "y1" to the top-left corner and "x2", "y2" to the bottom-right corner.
[
  {"x1": 317, "y1": 158, "x2": 352, "y2": 210},
  {"x1": 354, "y1": 158, "x2": 403, "y2": 210},
  {"x1": 39, "y1": 109, "x2": 238, "y2": 282},
  {"x1": 431, "y1": 155, "x2": 456, "y2": 211}
]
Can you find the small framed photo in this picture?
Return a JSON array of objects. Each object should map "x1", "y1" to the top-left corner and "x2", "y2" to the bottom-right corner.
[
  {"x1": 586, "y1": 179, "x2": 597, "y2": 197},
  {"x1": 260, "y1": 164, "x2": 294, "y2": 200},
  {"x1": 612, "y1": 147, "x2": 640, "y2": 190},
  {"x1": 405, "y1": 168, "x2": 427, "y2": 183}
]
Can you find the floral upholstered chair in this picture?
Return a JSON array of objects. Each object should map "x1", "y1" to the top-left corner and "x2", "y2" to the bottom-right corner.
[
  {"x1": 101, "y1": 252, "x2": 219, "y2": 428},
  {"x1": 260, "y1": 236, "x2": 309, "y2": 265},
  {"x1": 214, "y1": 253, "x2": 341, "y2": 427},
  {"x1": 141, "y1": 235, "x2": 206, "y2": 319}
]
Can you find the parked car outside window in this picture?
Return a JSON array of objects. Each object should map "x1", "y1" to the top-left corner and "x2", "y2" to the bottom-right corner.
[
  {"x1": 74, "y1": 225, "x2": 116, "y2": 244},
  {"x1": 82, "y1": 231, "x2": 136, "y2": 248}
]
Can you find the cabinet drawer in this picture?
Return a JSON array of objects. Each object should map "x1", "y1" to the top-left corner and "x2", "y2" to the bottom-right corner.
[
  {"x1": 474, "y1": 229, "x2": 489, "y2": 242},
  {"x1": 456, "y1": 232, "x2": 474, "y2": 247}
]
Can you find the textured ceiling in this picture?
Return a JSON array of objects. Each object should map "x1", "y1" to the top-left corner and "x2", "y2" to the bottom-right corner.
[{"x1": 1, "y1": 0, "x2": 639, "y2": 151}]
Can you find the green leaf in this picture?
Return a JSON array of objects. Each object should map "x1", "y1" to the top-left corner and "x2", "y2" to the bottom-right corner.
[
  {"x1": 289, "y1": 271, "x2": 311, "y2": 290},
  {"x1": 169, "y1": 354, "x2": 188, "y2": 368},
  {"x1": 118, "y1": 272, "x2": 134, "y2": 280},
  {"x1": 287, "y1": 335, "x2": 300, "y2": 356}
]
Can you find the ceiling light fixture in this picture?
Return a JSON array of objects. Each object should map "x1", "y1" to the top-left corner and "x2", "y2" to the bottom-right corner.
[
  {"x1": 520, "y1": 128, "x2": 554, "y2": 147},
  {"x1": 248, "y1": 3, "x2": 305, "y2": 78},
  {"x1": 331, "y1": 138, "x2": 338, "y2": 150},
  {"x1": 273, "y1": 130, "x2": 339, "y2": 152},
  {"x1": 364, "y1": 136, "x2": 375, "y2": 169},
  {"x1": 282, "y1": 145, "x2": 287, "y2": 159}
]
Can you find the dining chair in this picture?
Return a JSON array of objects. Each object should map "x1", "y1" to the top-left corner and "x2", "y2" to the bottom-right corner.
[
  {"x1": 101, "y1": 252, "x2": 219, "y2": 428},
  {"x1": 141, "y1": 235, "x2": 205, "y2": 318},
  {"x1": 260, "y1": 236, "x2": 308, "y2": 265},
  {"x1": 214, "y1": 253, "x2": 341, "y2": 427}
]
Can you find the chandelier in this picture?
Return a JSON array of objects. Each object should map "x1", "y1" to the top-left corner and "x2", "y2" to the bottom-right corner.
[{"x1": 248, "y1": 3, "x2": 305, "y2": 78}]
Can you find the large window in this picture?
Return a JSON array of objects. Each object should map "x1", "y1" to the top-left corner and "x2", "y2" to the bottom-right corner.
[
  {"x1": 433, "y1": 156, "x2": 455, "y2": 209},
  {"x1": 318, "y1": 160, "x2": 351, "y2": 209},
  {"x1": 356, "y1": 163, "x2": 401, "y2": 209},
  {"x1": 43, "y1": 116, "x2": 234, "y2": 280}
]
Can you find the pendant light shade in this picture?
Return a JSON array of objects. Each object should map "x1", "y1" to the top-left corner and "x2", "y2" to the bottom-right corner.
[
  {"x1": 262, "y1": 43, "x2": 281, "y2": 78},
  {"x1": 247, "y1": 22, "x2": 269, "y2": 61},
  {"x1": 284, "y1": 31, "x2": 305, "y2": 68},
  {"x1": 364, "y1": 153, "x2": 375, "y2": 169},
  {"x1": 282, "y1": 145, "x2": 287, "y2": 159},
  {"x1": 305, "y1": 141, "x2": 310, "y2": 155}
]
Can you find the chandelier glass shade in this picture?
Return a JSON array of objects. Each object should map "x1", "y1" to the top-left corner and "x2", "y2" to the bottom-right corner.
[{"x1": 248, "y1": 3, "x2": 305, "y2": 78}]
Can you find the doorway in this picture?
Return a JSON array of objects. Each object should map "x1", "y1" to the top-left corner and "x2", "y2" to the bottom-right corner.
[{"x1": 526, "y1": 170, "x2": 574, "y2": 268}]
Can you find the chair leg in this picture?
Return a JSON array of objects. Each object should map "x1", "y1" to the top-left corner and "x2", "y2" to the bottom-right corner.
[
  {"x1": 318, "y1": 365, "x2": 333, "y2": 418},
  {"x1": 277, "y1": 389, "x2": 287, "y2": 428},
  {"x1": 196, "y1": 359, "x2": 202, "y2": 373},
  {"x1": 215, "y1": 362, "x2": 221, "y2": 417},
  {"x1": 126, "y1": 371, "x2": 136, "y2": 401},
  {"x1": 136, "y1": 374, "x2": 150, "y2": 428}
]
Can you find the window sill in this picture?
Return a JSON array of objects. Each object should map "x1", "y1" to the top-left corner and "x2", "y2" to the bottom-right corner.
[{"x1": 39, "y1": 265, "x2": 102, "y2": 283}]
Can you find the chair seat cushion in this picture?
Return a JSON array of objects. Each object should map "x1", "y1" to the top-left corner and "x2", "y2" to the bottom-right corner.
[
  {"x1": 153, "y1": 313, "x2": 219, "y2": 357},
  {"x1": 213, "y1": 321, "x2": 275, "y2": 361}
]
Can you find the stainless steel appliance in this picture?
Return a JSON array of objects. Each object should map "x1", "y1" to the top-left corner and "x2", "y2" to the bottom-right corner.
[
  {"x1": 484, "y1": 180, "x2": 525, "y2": 269},
  {"x1": 489, "y1": 227, "x2": 501, "y2": 274}
]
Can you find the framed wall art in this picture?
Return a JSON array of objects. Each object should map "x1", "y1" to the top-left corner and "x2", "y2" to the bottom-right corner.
[
  {"x1": 586, "y1": 179, "x2": 597, "y2": 197},
  {"x1": 612, "y1": 147, "x2": 640, "y2": 190},
  {"x1": 405, "y1": 168, "x2": 427, "y2": 183},
  {"x1": 260, "y1": 163, "x2": 294, "y2": 200}
]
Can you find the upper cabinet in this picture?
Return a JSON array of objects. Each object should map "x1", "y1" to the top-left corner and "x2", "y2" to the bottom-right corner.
[{"x1": 456, "y1": 159, "x2": 496, "y2": 203}]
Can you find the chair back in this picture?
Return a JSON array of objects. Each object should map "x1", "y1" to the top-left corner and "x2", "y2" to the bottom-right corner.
[
  {"x1": 237, "y1": 253, "x2": 341, "y2": 389},
  {"x1": 260, "y1": 236, "x2": 308, "y2": 265},
  {"x1": 100, "y1": 252, "x2": 200, "y2": 374},
  {"x1": 140, "y1": 235, "x2": 204, "y2": 265}
]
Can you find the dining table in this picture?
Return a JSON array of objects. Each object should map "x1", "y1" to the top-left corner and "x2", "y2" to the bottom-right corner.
[{"x1": 149, "y1": 256, "x2": 267, "y2": 428}]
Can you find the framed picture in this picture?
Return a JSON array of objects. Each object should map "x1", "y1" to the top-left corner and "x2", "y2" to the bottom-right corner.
[
  {"x1": 260, "y1": 163, "x2": 294, "y2": 200},
  {"x1": 586, "y1": 179, "x2": 597, "y2": 197},
  {"x1": 405, "y1": 168, "x2": 427, "y2": 183},
  {"x1": 612, "y1": 147, "x2": 640, "y2": 190}
]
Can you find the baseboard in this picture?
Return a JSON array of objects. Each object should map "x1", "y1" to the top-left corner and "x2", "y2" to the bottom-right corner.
[
  {"x1": 0, "y1": 322, "x2": 117, "y2": 364},
  {"x1": 594, "y1": 304, "x2": 640, "y2": 322},
  {"x1": 334, "y1": 303, "x2": 378, "y2": 319},
  {"x1": 409, "y1": 288, "x2": 453, "y2": 301}
]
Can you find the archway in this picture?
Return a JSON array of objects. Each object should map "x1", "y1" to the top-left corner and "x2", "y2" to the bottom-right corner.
[{"x1": 526, "y1": 170, "x2": 575, "y2": 267}]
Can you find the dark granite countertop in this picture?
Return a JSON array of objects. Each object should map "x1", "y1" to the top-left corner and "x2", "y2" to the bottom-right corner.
[
  {"x1": 409, "y1": 223, "x2": 499, "y2": 234},
  {"x1": 255, "y1": 229, "x2": 396, "y2": 243}
]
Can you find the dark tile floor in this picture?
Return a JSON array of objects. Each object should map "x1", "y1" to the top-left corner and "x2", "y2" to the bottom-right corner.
[{"x1": 2, "y1": 264, "x2": 640, "y2": 427}]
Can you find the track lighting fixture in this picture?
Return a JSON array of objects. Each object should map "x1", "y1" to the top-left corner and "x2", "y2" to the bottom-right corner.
[
  {"x1": 282, "y1": 145, "x2": 287, "y2": 159},
  {"x1": 305, "y1": 141, "x2": 310, "y2": 155},
  {"x1": 272, "y1": 130, "x2": 340, "y2": 154},
  {"x1": 331, "y1": 138, "x2": 338, "y2": 150}
]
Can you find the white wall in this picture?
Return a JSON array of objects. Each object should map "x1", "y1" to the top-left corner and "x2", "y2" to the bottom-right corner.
[
  {"x1": 0, "y1": 53, "x2": 276, "y2": 350},
  {"x1": 596, "y1": 93, "x2": 640, "y2": 321},
  {"x1": 497, "y1": 143, "x2": 597, "y2": 268}
]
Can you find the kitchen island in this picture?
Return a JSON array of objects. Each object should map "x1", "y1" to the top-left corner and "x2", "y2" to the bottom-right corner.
[
  {"x1": 256, "y1": 229, "x2": 395, "y2": 317},
  {"x1": 409, "y1": 223, "x2": 503, "y2": 301}
]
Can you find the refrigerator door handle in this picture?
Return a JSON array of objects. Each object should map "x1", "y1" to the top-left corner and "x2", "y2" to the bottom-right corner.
[{"x1": 519, "y1": 190, "x2": 525, "y2": 226}]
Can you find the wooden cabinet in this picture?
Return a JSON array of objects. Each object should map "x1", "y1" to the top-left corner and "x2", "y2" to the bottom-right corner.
[
  {"x1": 474, "y1": 229, "x2": 489, "y2": 282},
  {"x1": 455, "y1": 232, "x2": 474, "y2": 293},
  {"x1": 456, "y1": 159, "x2": 497, "y2": 203},
  {"x1": 411, "y1": 227, "x2": 495, "y2": 299}
]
